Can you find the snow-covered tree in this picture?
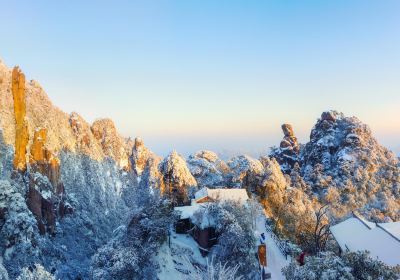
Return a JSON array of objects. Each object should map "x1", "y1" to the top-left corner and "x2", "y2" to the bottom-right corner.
[
  {"x1": 282, "y1": 252, "x2": 353, "y2": 280},
  {"x1": 200, "y1": 201, "x2": 257, "y2": 278},
  {"x1": 343, "y1": 251, "x2": 400, "y2": 280},
  {"x1": 187, "y1": 150, "x2": 230, "y2": 188},
  {"x1": 159, "y1": 151, "x2": 197, "y2": 205},
  {"x1": 90, "y1": 189, "x2": 173, "y2": 279},
  {"x1": 16, "y1": 264, "x2": 55, "y2": 280},
  {"x1": 184, "y1": 257, "x2": 243, "y2": 280},
  {"x1": 0, "y1": 258, "x2": 9, "y2": 280},
  {"x1": 283, "y1": 251, "x2": 400, "y2": 280}
]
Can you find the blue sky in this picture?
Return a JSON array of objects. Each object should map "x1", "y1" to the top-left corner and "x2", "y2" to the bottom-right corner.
[{"x1": 1, "y1": 1, "x2": 399, "y2": 156}]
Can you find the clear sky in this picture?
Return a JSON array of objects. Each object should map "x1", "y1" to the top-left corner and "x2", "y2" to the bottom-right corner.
[{"x1": 1, "y1": 0, "x2": 399, "y2": 156}]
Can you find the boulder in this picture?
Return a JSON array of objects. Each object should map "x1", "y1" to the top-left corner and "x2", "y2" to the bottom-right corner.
[{"x1": 282, "y1": 124, "x2": 294, "y2": 137}]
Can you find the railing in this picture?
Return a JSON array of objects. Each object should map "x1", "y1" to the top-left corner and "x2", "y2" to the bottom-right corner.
[{"x1": 265, "y1": 221, "x2": 292, "y2": 260}]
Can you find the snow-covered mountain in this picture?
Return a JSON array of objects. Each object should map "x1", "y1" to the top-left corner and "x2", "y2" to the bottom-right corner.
[
  {"x1": 300, "y1": 111, "x2": 400, "y2": 221},
  {"x1": 0, "y1": 61, "x2": 138, "y2": 278},
  {"x1": 187, "y1": 150, "x2": 230, "y2": 188},
  {"x1": 0, "y1": 58, "x2": 399, "y2": 279},
  {"x1": 269, "y1": 111, "x2": 400, "y2": 222}
]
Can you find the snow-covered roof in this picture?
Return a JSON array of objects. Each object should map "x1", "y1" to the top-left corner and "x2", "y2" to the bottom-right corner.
[
  {"x1": 174, "y1": 204, "x2": 202, "y2": 219},
  {"x1": 330, "y1": 215, "x2": 400, "y2": 266},
  {"x1": 378, "y1": 221, "x2": 400, "y2": 240},
  {"x1": 194, "y1": 187, "x2": 249, "y2": 204}
]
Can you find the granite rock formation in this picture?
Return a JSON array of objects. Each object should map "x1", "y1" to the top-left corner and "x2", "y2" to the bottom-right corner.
[
  {"x1": 270, "y1": 123, "x2": 300, "y2": 173},
  {"x1": 11, "y1": 67, "x2": 28, "y2": 171}
]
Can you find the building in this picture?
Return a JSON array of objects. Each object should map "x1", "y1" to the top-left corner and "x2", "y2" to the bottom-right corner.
[
  {"x1": 330, "y1": 212, "x2": 400, "y2": 266},
  {"x1": 174, "y1": 187, "x2": 249, "y2": 255},
  {"x1": 194, "y1": 187, "x2": 249, "y2": 204}
]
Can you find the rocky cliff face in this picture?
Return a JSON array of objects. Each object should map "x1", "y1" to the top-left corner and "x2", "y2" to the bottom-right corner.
[
  {"x1": 30, "y1": 128, "x2": 63, "y2": 192},
  {"x1": 0, "y1": 60, "x2": 132, "y2": 169},
  {"x1": 8, "y1": 65, "x2": 70, "y2": 236},
  {"x1": 0, "y1": 60, "x2": 138, "y2": 278},
  {"x1": 11, "y1": 67, "x2": 28, "y2": 171}
]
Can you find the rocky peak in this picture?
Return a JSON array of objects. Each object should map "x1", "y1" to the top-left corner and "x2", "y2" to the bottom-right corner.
[
  {"x1": 134, "y1": 137, "x2": 144, "y2": 149},
  {"x1": 187, "y1": 150, "x2": 230, "y2": 188},
  {"x1": 282, "y1": 123, "x2": 295, "y2": 137},
  {"x1": 321, "y1": 111, "x2": 337, "y2": 122},
  {"x1": 1, "y1": 60, "x2": 134, "y2": 168},
  {"x1": 91, "y1": 119, "x2": 118, "y2": 142},
  {"x1": 193, "y1": 150, "x2": 218, "y2": 162},
  {"x1": 91, "y1": 119, "x2": 130, "y2": 168},
  {"x1": 270, "y1": 123, "x2": 300, "y2": 173},
  {"x1": 300, "y1": 111, "x2": 400, "y2": 221},
  {"x1": 227, "y1": 155, "x2": 265, "y2": 189},
  {"x1": 159, "y1": 151, "x2": 197, "y2": 205},
  {"x1": 302, "y1": 110, "x2": 375, "y2": 172},
  {"x1": 130, "y1": 137, "x2": 159, "y2": 176}
]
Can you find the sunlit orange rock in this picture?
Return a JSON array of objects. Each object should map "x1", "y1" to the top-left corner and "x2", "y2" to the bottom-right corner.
[
  {"x1": 30, "y1": 128, "x2": 47, "y2": 161},
  {"x1": 29, "y1": 128, "x2": 63, "y2": 192},
  {"x1": 27, "y1": 127, "x2": 72, "y2": 235},
  {"x1": 11, "y1": 66, "x2": 29, "y2": 171}
]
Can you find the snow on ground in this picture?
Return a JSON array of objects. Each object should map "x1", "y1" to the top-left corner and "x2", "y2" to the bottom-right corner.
[
  {"x1": 157, "y1": 216, "x2": 289, "y2": 280},
  {"x1": 156, "y1": 231, "x2": 206, "y2": 280},
  {"x1": 255, "y1": 215, "x2": 289, "y2": 280}
]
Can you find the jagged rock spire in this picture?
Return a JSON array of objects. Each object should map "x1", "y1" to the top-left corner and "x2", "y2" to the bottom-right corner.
[
  {"x1": 11, "y1": 66, "x2": 29, "y2": 171},
  {"x1": 270, "y1": 123, "x2": 300, "y2": 173}
]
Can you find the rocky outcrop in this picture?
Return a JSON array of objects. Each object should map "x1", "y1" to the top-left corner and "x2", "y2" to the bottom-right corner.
[
  {"x1": 9, "y1": 66, "x2": 67, "y2": 235},
  {"x1": 227, "y1": 155, "x2": 265, "y2": 191},
  {"x1": 300, "y1": 111, "x2": 400, "y2": 221},
  {"x1": 26, "y1": 182, "x2": 55, "y2": 235},
  {"x1": 29, "y1": 128, "x2": 64, "y2": 194},
  {"x1": 187, "y1": 150, "x2": 230, "y2": 187},
  {"x1": 27, "y1": 128, "x2": 72, "y2": 235},
  {"x1": 8, "y1": 65, "x2": 72, "y2": 236},
  {"x1": 1, "y1": 60, "x2": 133, "y2": 167},
  {"x1": 11, "y1": 67, "x2": 29, "y2": 171},
  {"x1": 69, "y1": 112, "x2": 93, "y2": 150},
  {"x1": 130, "y1": 137, "x2": 158, "y2": 176},
  {"x1": 130, "y1": 137, "x2": 165, "y2": 193},
  {"x1": 159, "y1": 151, "x2": 197, "y2": 205},
  {"x1": 270, "y1": 123, "x2": 300, "y2": 173},
  {"x1": 91, "y1": 119, "x2": 131, "y2": 169}
]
